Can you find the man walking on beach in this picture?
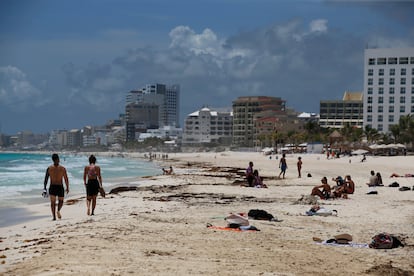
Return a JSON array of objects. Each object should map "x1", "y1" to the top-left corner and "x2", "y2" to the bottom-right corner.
[
  {"x1": 44, "y1": 153, "x2": 69, "y2": 220},
  {"x1": 278, "y1": 153, "x2": 287, "y2": 179}
]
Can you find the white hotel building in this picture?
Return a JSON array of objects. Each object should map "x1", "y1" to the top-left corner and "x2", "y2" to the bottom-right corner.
[
  {"x1": 363, "y1": 48, "x2": 414, "y2": 132},
  {"x1": 182, "y1": 107, "x2": 233, "y2": 145}
]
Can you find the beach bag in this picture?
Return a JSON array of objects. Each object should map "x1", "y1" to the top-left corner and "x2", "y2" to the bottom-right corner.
[
  {"x1": 389, "y1": 182, "x2": 399, "y2": 187},
  {"x1": 334, "y1": 233, "x2": 353, "y2": 244},
  {"x1": 99, "y1": 186, "x2": 106, "y2": 198},
  {"x1": 225, "y1": 213, "x2": 249, "y2": 227},
  {"x1": 369, "y1": 233, "x2": 394, "y2": 249},
  {"x1": 248, "y1": 209, "x2": 274, "y2": 221}
]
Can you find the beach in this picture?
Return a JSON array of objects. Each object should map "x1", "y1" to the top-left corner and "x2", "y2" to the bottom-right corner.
[{"x1": 0, "y1": 151, "x2": 413, "y2": 275}]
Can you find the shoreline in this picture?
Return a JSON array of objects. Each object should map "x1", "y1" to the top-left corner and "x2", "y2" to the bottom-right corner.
[{"x1": 1, "y1": 151, "x2": 413, "y2": 275}]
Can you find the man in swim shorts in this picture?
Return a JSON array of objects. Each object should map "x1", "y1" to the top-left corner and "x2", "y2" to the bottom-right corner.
[{"x1": 44, "y1": 153, "x2": 69, "y2": 220}]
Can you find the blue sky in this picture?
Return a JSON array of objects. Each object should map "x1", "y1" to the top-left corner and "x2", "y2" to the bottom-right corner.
[{"x1": 1, "y1": 0, "x2": 413, "y2": 134}]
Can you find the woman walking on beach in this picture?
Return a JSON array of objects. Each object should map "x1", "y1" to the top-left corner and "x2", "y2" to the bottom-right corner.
[{"x1": 83, "y1": 155, "x2": 103, "y2": 216}]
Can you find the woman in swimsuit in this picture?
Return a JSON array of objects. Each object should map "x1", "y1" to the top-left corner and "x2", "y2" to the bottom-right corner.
[{"x1": 83, "y1": 155, "x2": 103, "y2": 216}]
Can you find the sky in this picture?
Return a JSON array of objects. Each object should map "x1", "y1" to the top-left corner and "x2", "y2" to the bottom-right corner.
[{"x1": 1, "y1": 0, "x2": 414, "y2": 134}]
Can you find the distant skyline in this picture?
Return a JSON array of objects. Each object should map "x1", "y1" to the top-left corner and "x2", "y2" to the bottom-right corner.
[{"x1": 1, "y1": 0, "x2": 414, "y2": 134}]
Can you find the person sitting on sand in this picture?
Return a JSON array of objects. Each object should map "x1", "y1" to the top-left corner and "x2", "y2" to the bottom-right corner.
[
  {"x1": 332, "y1": 176, "x2": 345, "y2": 187},
  {"x1": 336, "y1": 175, "x2": 355, "y2": 199},
  {"x1": 366, "y1": 170, "x2": 377, "y2": 187},
  {"x1": 246, "y1": 161, "x2": 254, "y2": 187},
  {"x1": 162, "y1": 166, "x2": 174, "y2": 175},
  {"x1": 375, "y1": 172, "x2": 383, "y2": 186},
  {"x1": 311, "y1": 177, "x2": 331, "y2": 200},
  {"x1": 253, "y1": 169, "x2": 267, "y2": 188}
]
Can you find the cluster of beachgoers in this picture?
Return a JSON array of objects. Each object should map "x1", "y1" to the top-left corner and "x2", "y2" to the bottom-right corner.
[{"x1": 0, "y1": 151, "x2": 413, "y2": 275}]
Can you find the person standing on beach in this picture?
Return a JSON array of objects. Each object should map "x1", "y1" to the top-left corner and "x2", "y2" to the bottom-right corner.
[
  {"x1": 83, "y1": 155, "x2": 103, "y2": 216},
  {"x1": 278, "y1": 153, "x2": 287, "y2": 179},
  {"x1": 297, "y1": 157, "x2": 302, "y2": 178},
  {"x1": 43, "y1": 153, "x2": 69, "y2": 221}
]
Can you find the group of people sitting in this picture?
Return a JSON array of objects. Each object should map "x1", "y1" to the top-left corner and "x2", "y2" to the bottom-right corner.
[
  {"x1": 162, "y1": 166, "x2": 174, "y2": 175},
  {"x1": 311, "y1": 175, "x2": 355, "y2": 200},
  {"x1": 245, "y1": 161, "x2": 267, "y2": 188},
  {"x1": 366, "y1": 170, "x2": 383, "y2": 186}
]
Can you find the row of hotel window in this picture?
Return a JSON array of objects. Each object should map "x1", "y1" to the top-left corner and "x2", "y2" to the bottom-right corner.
[
  {"x1": 368, "y1": 57, "x2": 414, "y2": 65},
  {"x1": 366, "y1": 114, "x2": 404, "y2": 123},
  {"x1": 366, "y1": 105, "x2": 414, "y2": 113},
  {"x1": 367, "y1": 77, "x2": 414, "y2": 85},
  {"x1": 367, "y1": 87, "x2": 414, "y2": 94},
  {"x1": 368, "y1": 68, "x2": 414, "y2": 76},
  {"x1": 366, "y1": 96, "x2": 414, "y2": 104},
  {"x1": 186, "y1": 121, "x2": 231, "y2": 124},
  {"x1": 185, "y1": 132, "x2": 232, "y2": 136},
  {"x1": 186, "y1": 127, "x2": 232, "y2": 131}
]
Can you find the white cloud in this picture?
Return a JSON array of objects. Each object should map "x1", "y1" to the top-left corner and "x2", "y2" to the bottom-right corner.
[
  {"x1": 0, "y1": 66, "x2": 47, "y2": 109},
  {"x1": 169, "y1": 26, "x2": 224, "y2": 57},
  {"x1": 310, "y1": 19, "x2": 328, "y2": 33}
]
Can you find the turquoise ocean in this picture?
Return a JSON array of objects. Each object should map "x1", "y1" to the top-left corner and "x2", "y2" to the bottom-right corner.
[{"x1": 0, "y1": 152, "x2": 161, "y2": 209}]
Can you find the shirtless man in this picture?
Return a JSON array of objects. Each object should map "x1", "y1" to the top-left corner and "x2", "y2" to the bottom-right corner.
[
  {"x1": 44, "y1": 153, "x2": 69, "y2": 220},
  {"x1": 311, "y1": 177, "x2": 331, "y2": 199},
  {"x1": 337, "y1": 175, "x2": 355, "y2": 199},
  {"x1": 278, "y1": 154, "x2": 287, "y2": 179}
]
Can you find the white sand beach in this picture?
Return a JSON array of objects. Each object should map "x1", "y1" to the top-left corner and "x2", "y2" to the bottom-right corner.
[{"x1": 0, "y1": 151, "x2": 413, "y2": 275}]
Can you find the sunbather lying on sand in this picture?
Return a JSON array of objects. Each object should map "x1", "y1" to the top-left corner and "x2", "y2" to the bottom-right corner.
[{"x1": 390, "y1": 173, "x2": 414, "y2": 177}]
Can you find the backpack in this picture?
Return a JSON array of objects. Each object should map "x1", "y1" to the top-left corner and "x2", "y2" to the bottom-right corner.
[
  {"x1": 388, "y1": 182, "x2": 399, "y2": 187},
  {"x1": 369, "y1": 233, "x2": 403, "y2": 249},
  {"x1": 248, "y1": 209, "x2": 274, "y2": 221}
]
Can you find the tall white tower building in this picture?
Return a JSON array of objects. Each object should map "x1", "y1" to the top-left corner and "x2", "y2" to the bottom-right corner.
[{"x1": 363, "y1": 48, "x2": 414, "y2": 132}]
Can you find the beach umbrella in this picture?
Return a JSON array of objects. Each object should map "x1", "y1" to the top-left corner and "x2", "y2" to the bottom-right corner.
[
  {"x1": 351, "y1": 149, "x2": 368, "y2": 155},
  {"x1": 369, "y1": 144, "x2": 380, "y2": 149}
]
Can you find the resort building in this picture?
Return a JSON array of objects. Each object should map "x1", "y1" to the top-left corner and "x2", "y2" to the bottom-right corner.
[
  {"x1": 232, "y1": 96, "x2": 286, "y2": 147},
  {"x1": 125, "y1": 83, "x2": 180, "y2": 141},
  {"x1": 319, "y1": 91, "x2": 363, "y2": 129},
  {"x1": 182, "y1": 107, "x2": 233, "y2": 145},
  {"x1": 363, "y1": 48, "x2": 414, "y2": 132}
]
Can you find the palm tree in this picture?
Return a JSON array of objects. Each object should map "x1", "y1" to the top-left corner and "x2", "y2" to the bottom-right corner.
[
  {"x1": 363, "y1": 125, "x2": 381, "y2": 144},
  {"x1": 389, "y1": 124, "x2": 401, "y2": 143}
]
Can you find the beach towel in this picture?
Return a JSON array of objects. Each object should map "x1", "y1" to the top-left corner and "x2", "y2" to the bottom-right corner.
[
  {"x1": 207, "y1": 224, "x2": 259, "y2": 232},
  {"x1": 318, "y1": 241, "x2": 369, "y2": 248},
  {"x1": 306, "y1": 207, "x2": 337, "y2": 216}
]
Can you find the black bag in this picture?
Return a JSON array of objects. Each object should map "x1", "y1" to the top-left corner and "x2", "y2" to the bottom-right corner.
[
  {"x1": 369, "y1": 233, "x2": 404, "y2": 249},
  {"x1": 248, "y1": 209, "x2": 274, "y2": 221},
  {"x1": 389, "y1": 182, "x2": 399, "y2": 187}
]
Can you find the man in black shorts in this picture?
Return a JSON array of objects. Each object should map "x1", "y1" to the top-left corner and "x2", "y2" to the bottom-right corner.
[{"x1": 44, "y1": 153, "x2": 69, "y2": 220}]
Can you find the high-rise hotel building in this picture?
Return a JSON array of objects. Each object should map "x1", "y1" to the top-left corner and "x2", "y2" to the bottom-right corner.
[
  {"x1": 363, "y1": 48, "x2": 414, "y2": 132},
  {"x1": 125, "y1": 83, "x2": 180, "y2": 141}
]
